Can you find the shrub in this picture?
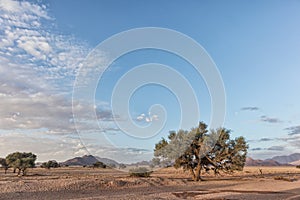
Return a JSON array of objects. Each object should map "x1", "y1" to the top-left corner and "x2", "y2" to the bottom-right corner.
[
  {"x1": 296, "y1": 165, "x2": 300, "y2": 169},
  {"x1": 129, "y1": 167, "x2": 153, "y2": 177},
  {"x1": 274, "y1": 176, "x2": 297, "y2": 182},
  {"x1": 93, "y1": 161, "x2": 106, "y2": 168},
  {"x1": 41, "y1": 160, "x2": 60, "y2": 169}
]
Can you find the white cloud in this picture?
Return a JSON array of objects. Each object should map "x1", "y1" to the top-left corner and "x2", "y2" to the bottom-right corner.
[
  {"x1": 152, "y1": 114, "x2": 159, "y2": 121},
  {"x1": 0, "y1": 0, "x2": 24, "y2": 13},
  {"x1": 136, "y1": 113, "x2": 145, "y2": 121},
  {"x1": 0, "y1": 0, "x2": 50, "y2": 19},
  {"x1": 0, "y1": 132, "x2": 88, "y2": 162},
  {"x1": 136, "y1": 113, "x2": 159, "y2": 123},
  {"x1": 0, "y1": 0, "x2": 115, "y2": 161},
  {"x1": 145, "y1": 117, "x2": 151, "y2": 122},
  {"x1": 0, "y1": 0, "x2": 90, "y2": 90}
]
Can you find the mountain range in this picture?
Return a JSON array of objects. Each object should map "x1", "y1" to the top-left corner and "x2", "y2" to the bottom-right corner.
[
  {"x1": 270, "y1": 153, "x2": 300, "y2": 164},
  {"x1": 60, "y1": 153, "x2": 300, "y2": 167},
  {"x1": 245, "y1": 157, "x2": 285, "y2": 166},
  {"x1": 246, "y1": 153, "x2": 300, "y2": 166}
]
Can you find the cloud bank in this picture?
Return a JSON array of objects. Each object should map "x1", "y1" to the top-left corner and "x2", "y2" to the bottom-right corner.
[{"x1": 0, "y1": 0, "x2": 123, "y2": 161}]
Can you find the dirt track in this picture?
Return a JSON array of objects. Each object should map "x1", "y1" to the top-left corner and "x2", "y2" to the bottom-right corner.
[{"x1": 0, "y1": 167, "x2": 300, "y2": 199}]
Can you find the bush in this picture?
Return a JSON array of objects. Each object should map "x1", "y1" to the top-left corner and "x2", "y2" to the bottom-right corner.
[
  {"x1": 93, "y1": 161, "x2": 106, "y2": 168},
  {"x1": 41, "y1": 160, "x2": 60, "y2": 169},
  {"x1": 129, "y1": 167, "x2": 153, "y2": 177},
  {"x1": 274, "y1": 176, "x2": 298, "y2": 182},
  {"x1": 296, "y1": 165, "x2": 300, "y2": 169}
]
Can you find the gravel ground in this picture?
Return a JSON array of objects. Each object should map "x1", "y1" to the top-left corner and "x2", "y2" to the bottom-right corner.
[{"x1": 0, "y1": 167, "x2": 299, "y2": 200}]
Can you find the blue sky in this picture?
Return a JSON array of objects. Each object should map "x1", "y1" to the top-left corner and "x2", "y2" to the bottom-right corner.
[{"x1": 0, "y1": 0, "x2": 300, "y2": 163}]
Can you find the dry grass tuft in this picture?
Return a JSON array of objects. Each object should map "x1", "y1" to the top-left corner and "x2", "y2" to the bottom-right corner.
[
  {"x1": 274, "y1": 176, "x2": 298, "y2": 182},
  {"x1": 128, "y1": 167, "x2": 153, "y2": 177}
]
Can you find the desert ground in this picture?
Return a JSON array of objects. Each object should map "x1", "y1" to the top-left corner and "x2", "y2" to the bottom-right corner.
[{"x1": 0, "y1": 166, "x2": 299, "y2": 200}]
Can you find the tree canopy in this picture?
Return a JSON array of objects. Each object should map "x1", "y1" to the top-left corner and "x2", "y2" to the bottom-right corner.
[
  {"x1": 41, "y1": 160, "x2": 60, "y2": 169},
  {"x1": 6, "y1": 152, "x2": 37, "y2": 176},
  {"x1": 154, "y1": 122, "x2": 248, "y2": 181},
  {"x1": 93, "y1": 161, "x2": 106, "y2": 168}
]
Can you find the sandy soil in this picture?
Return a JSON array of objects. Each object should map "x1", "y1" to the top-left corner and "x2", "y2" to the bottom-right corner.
[{"x1": 0, "y1": 166, "x2": 299, "y2": 200}]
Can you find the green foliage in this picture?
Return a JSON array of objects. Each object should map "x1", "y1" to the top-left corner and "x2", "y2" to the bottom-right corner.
[
  {"x1": 151, "y1": 158, "x2": 160, "y2": 167},
  {"x1": 6, "y1": 152, "x2": 37, "y2": 176},
  {"x1": 154, "y1": 122, "x2": 248, "y2": 181},
  {"x1": 93, "y1": 161, "x2": 106, "y2": 168},
  {"x1": 0, "y1": 158, "x2": 9, "y2": 174},
  {"x1": 41, "y1": 160, "x2": 60, "y2": 169},
  {"x1": 129, "y1": 167, "x2": 153, "y2": 177}
]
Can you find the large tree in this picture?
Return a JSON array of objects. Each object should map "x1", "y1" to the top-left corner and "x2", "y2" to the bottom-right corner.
[
  {"x1": 154, "y1": 122, "x2": 248, "y2": 181},
  {"x1": 6, "y1": 152, "x2": 37, "y2": 176}
]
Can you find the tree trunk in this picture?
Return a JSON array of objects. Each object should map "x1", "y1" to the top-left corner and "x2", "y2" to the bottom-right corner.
[
  {"x1": 13, "y1": 168, "x2": 16, "y2": 173},
  {"x1": 214, "y1": 167, "x2": 219, "y2": 176},
  {"x1": 22, "y1": 169, "x2": 27, "y2": 176},
  {"x1": 189, "y1": 167, "x2": 196, "y2": 181},
  {"x1": 194, "y1": 163, "x2": 202, "y2": 181}
]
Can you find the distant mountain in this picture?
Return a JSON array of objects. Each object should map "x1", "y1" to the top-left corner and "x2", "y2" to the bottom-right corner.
[
  {"x1": 289, "y1": 160, "x2": 300, "y2": 166},
  {"x1": 61, "y1": 155, "x2": 119, "y2": 166},
  {"x1": 127, "y1": 160, "x2": 151, "y2": 166},
  {"x1": 61, "y1": 155, "x2": 98, "y2": 166},
  {"x1": 246, "y1": 157, "x2": 286, "y2": 166},
  {"x1": 95, "y1": 156, "x2": 119, "y2": 166},
  {"x1": 61, "y1": 155, "x2": 299, "y2": 167},
  {"x1": 271, "y1": 153, "x2": 300, "y2": 164}
]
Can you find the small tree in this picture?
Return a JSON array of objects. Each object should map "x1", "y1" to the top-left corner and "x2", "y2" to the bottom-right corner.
[
  {"x1": 154, "y1": 122, "x2": 248, "y2": 181},
  {"x1": 93, "y1": 161, "x2": 106, "y2": 168},
  {"x1": 6, "y1": 152, "x2": 37, "y2": 176},
  {"x1": 0, "y1": 158, "x2": 9, "y2": 174},
  {"x1": 41, "y1": 160, "x2": 60, "y2": 169}
]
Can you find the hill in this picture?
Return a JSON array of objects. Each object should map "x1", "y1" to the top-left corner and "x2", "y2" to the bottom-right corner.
[
  {"x1": 271, "y1": 153, "x2": 300, "y2": 164},
  {"x1": 245, "y1": 157, "x2": 285, "y2": 166},
  {"x1": 61, "y1": 155, "x2": 119, "y2": 166},
  {"x1": 290, "y1": 160, "x2": 300, "y2": 166},
  {"x1": 246, "y1": 153, "x2": 300, "y2": 166},
  {"x1": 95, "y1": 156, "x2": 119, "y2": 166},
  {"x1": 61, "y1": 155, "x2": 98, "y2": 166}
]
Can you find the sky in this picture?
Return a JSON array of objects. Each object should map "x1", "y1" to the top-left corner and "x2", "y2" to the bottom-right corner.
[{"x1": 0, "y1": 0, "x2": 300, "y2": 163}]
